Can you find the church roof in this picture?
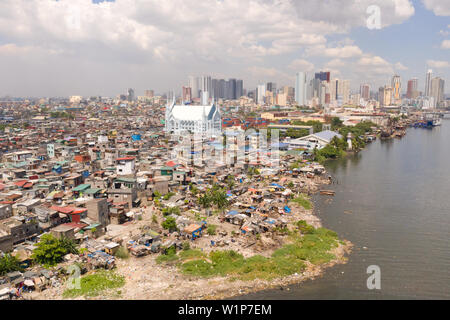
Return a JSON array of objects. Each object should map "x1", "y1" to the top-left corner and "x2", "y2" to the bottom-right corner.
[{"x1": 170, "y1": 104, "x2": 216, "y2": 121}]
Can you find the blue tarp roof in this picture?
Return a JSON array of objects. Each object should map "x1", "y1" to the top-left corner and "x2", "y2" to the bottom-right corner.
[
  {"x1": 270, "y1": 183, "x2": 285, "y2": 189},
  {"x1": 227, "y1": 210, "x2": 238, "y2": 216}
]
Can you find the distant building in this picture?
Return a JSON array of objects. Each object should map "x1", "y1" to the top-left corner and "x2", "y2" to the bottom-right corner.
[
  {"x1": 391, "y1": 75, "x2": 401, "y2": 104},
  {"x1": 295, "y1": 72, "x2": 307, "y2": 106},
  {"x1": 127, "y1": 88, "x2": 135, "y2": 102},
  {"x1": 425, "y1": 69, "x2": 433, "y2": 97},
  {"x1": 182, "y1": 86, "x2": 192, "y2": 102},
  {"x1": 406, "y1": 78, "x2": 419, "y2": 99},
  {"x1": 360, "y1": 84, "x2": 370, "y2": 101},
  {"x1": 430, "y1": 77, "x2": 445, "y2": 107}
]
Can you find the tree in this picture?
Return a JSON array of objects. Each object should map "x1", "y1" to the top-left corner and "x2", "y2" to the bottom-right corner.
[
  {"x1": 330, "y1": 117, "x2": 343, "y2": 130},
  {"x1": 162, "y1": 217, "x2": 178, "y2": 232},
  {"x1": 0, "y1": 254, "x2": 23, "y2": 276},
  {"x1": 212, "y1": 189, "x2": 229, "y2": 212},
  {"x1": 198, "y1": 194, "x2": 212, "y2": 209},
  {"x1": 32, "y1": 234, "x2": 78, "y2": 267}
]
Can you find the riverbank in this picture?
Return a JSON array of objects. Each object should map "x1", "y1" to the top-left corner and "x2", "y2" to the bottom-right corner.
[{"x1": 28, "y1": 174, "x2": 352, "y2": 300}]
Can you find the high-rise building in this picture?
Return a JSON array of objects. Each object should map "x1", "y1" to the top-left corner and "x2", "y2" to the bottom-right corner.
[
  {"x1": 295, "y1": 72, "x2": 307, "y2": 106},
  {"x1": 360, "y1": 84, "x2": 370, "y2": 101},
  {"x1": 236, "y1": 80, "x2": 244, "y2": 99},
  {"x1": 430, "y1": 77, "x2": 445, "y2": 107},
  {"x1": 266, "y1": 82, "x2": 277, "y2": 93},
  {"x1": 188, "y1": 76, "x2": 200, "y2": 99},
  {"x1": 127, "y1": 88, "x2": 135, "y2": 102},
  {"x1": 315, "y1": 71, "x2": 330, "y2": 83},
  {"x1": 182, "y1": 86, "x2": 192, "y2": 102},
  {"x1": 391, "y1": 75, "x2": 401, "y2": 103},
  {"x1": 200, "y1": 75, "x2": 212, "y2": 98},
  {"x1": 425, "y1": 69, "x2": 433, "y2": 97},
  {"x1": 144, "y1": 90, "x2": 154, "y2": 98},
  {"x1": 379, "y1": 86, "x2": 393, "y2": 106},
  {"x1": 406, "y1": 78, "x2": 419, "y2": 99},
  {"x1": 257, "y1": 84, "x2": 266, "y2": 105}
]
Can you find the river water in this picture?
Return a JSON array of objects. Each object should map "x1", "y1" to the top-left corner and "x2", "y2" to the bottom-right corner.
[{"x1": 241, "y1": 119, "x2": 450, "y2": 299}]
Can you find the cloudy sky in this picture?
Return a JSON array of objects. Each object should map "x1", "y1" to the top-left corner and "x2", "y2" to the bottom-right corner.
[{"x1": 0, "y1": 0, "x2": 449, "y2": 97}]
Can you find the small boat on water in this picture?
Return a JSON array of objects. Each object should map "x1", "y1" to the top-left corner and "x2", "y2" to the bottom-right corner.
[{"x1": 320, "y1": 190, "x2": 335, "y2": 196}]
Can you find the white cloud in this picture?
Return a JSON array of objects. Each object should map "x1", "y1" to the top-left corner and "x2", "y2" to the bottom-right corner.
[
  {"x1": 427, "y1": 60, "x2": 450, "y2": 68},
  {"x1": 306, "y1": 45, "x2": 363, "y2": 58},
  {"x1": 441, "y1": 40, "x2": 450, "y2": 49},
  {"x1": 422, "y1": 0, "x2": 450, "y2": 16},
  {"x1": 0, "y1": 0, "x2": 417, "y2": 96},
  {"x1": 288, "y1": 59, "x2": 315, "y2": 72},
  {"x1": 394, "y1": 62, "x2": 408, "y2": 70}
]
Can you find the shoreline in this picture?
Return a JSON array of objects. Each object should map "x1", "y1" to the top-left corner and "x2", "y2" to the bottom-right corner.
[{"x1": 29, "y1": 175, "x2": 353, "y2": 300}]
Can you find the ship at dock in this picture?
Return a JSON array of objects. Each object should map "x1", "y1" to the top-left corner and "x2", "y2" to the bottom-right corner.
[{"x1": 412, "y1": 113, "x2": 441, "y2": 128}]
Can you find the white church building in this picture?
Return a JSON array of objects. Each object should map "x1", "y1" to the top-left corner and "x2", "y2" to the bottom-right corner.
[{"x1": 165, "y1": 98, "x2": 222, "y2": 136}]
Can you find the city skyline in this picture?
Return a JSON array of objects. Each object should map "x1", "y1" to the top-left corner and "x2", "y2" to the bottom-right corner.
[{"x1": 0, "y1": 0, "x2": 448, "y2": 97}]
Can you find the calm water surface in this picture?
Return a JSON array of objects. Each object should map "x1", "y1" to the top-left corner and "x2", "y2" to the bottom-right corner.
[{"x1": 241, "y1": 120, "x2": 450, "y2": 299}]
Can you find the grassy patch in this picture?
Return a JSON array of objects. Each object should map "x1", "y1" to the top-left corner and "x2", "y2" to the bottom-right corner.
[
  {"x1": 179, "y1": 249, "x2": 205, "y2": 261},
  {"x1": 177, "y1": 222, "x2": 340, "y2": 281},
  {"x1": 206, "y1": 224, "x2": 217, "y2": 235},
  {"x1": 63, "y1": 270, "x2": 125, "y2": 298},
  {"x1": 291, "y1": 194, "x2": 312, "y2": 210}
]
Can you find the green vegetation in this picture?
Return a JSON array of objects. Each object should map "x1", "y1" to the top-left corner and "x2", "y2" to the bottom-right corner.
[
  {"x1": 162, "y1": 206, "x2": 180, "y2": 216},
  {"x1": 206, "y1": 224, "x2": 217, "y2": 235},
  {"x1": 0, "y1": 253, "x2": 23, "y2": 276},
  {"x1": 313, "y1": 119, "x2": 378, "y2": 163},
  {"x1": 161, "y1": 217, "x2": 178, "y2": 232},
  {"x1": 178, "y1": 249, "x2": 205, "y2": 260},
  {"x1": 291, "y1": 194, "x2": 312, "y2": 210},
  {"x1": 32, "y1": 234, "x2": 79, "y2": 267},
  {"x1": 156, "y1": 245, "x2": 179, "y2": 264},
  {"x1": 63, "y1": 270, "x2": 125, "y2": 298},
  {"x1": 197, "y1": 186, "x2": 229, "y2": 212},
  {"x1": 114, "y1": 246, "x2": 130, "y2": 259},
  {"x1": 296, "y1": 220, "x2": 315, "y2": 234},
  {"x1": 157, "y1": 222, "x2": 341, "y2": 281},
  {"x1": 50, "y1": 111, "x2": 74, "y2": 120},
  {"x1": 163, "y1": 192, "x2": 175, "y2": 200},
  {"x1": 292, "y1": 120, "x2": 323, "y2": 133}
]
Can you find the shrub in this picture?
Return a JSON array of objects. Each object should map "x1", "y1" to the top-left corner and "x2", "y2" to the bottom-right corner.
[
  {"x1": 0, "y1": 254, "x2": 23, "y2": 276},
  {"x1": 291, "y1": 194, "x2": 312, "y2": 210},
  {"x1": 162, "y1": 217, "x2": 178, "y2": 232},
  {"x1": 206, "y1": 225, "x2": 217, "y2": 235},
  {"x1": 32, "y1": 234, "x2": 78, "y2": 267},
  {"x1": 114, "y1": 246, "x2": 130, "y2": 259}
]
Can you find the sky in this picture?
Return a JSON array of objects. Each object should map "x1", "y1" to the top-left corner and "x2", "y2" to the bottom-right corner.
[{"x1": 0, "y1": 0, "x2": 448, "y2": 98}]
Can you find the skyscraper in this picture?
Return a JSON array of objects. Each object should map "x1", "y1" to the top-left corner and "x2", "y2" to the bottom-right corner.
[
  {"x1": 236, "y1": 80, "x2": 244, "y2": 99},
  {"x1": 430, "y1": 77, "x2": 445, "y2": 107},
  {"x1": 188, "y1": 76, "x2": 200, "y2": 99},
  {"x1": 425, "y1": 69, "x2": 432, "y2": 97},
  {"x1": 200, "y1": 75, "x2": 212, "y2": 98},
  {"x1": 257, "y1": 84, "x2": 266, "y2": 105},
  {"x1": 360, "y1": 84, "x2": 370, "y2": 100},
  {"x1": 406, "y1": 78, "x2": 419, "y2": 99},
  {"x1": 295, "y1": 72, "x2": 307, "y2": 106},
  {"x1": 266, "y1": 82, "x2": 277, "y2": 93},
  {"x1": 127, "y1": 88, "x2": 135, "y2": 102},
  {"x1": 182, "y1": 86, "x2": 192, "y2": 102},
  {"x1": 391, "y1": 75, "x2": 401, "y2": 103}
]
